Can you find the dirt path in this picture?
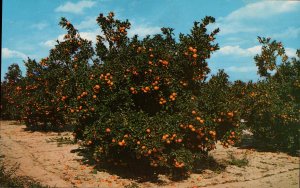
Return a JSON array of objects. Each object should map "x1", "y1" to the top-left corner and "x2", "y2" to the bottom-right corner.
[{"x1": 0, "y1": 121, "x2": 299, "y2": 188}]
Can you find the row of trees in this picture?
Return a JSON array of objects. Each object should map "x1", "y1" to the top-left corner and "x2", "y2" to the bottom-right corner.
[{"x1": 1, "y1": 12, "x2": 299, "y2": 176}]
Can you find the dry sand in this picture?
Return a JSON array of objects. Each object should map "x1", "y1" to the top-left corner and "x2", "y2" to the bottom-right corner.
[{"x1": 0, "y1": 121, "x2": 299, "y2": 188}]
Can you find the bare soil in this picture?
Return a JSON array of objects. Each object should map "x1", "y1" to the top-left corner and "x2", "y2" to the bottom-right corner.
[{"x1": 0, "y1": 121, "x2": 299, "y2": 188}]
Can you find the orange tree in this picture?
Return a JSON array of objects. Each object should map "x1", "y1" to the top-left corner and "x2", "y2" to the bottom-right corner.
[
  {"x1": 197, "y1": 70, "x2": 241, "y2": 148},
  {"x1": 20, "y1": 18, "x2": 94, "y2": 130},
  {"x1": 66, "y1": 12, "x2": 240, "y2": 175},
  {"x1": 243, "y1": 37, "x2": 300, "y2": 153},
  {"x1": 1, "y1": 64, "x2": 23, "y2": 120}
]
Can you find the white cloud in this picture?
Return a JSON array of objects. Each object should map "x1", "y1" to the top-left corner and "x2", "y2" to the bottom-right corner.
[
  {"x1": 2, "y1": 48, "x2": 28, "y2": 59},
  {"x1": 41, "y1": 34, "x2": 65, "y2": 48},
  {"x1": 215, "y1": 22, "x2": 261, "y2": 35},
  {"x1": 216, "y1": 45, "x2": 297, "y2": 62},
  {"x1": 223, "y1": 1, "x2": 299, "y2": 22},
  {"x1": 128, "y1": 24, "x2": 161, "y2": 38},
  {"x1": 217, "y1": 45, "x2": 261, "y2": 57},
  {"x1": 43, "y1": 40, "x2": 57, "y2": 48},
  {"x1": 216, "y1": 1, "x2": 300, "y2": 35},
  {"x1": 31, "y1": 22, "x2": 48, "y2": 30},
  {"x1": 41, "y1": 30, "x2": 101, "y2": 49},
  {"x1": 272, "y1": 27, "x2": 300, "y2": 39},
  {"x1": 77, "y1": 18, "x2": 161, "y2": 38},
  {"x1": 225, "y1": 66, "x2": 257, "y2": 73},
  {"x1": 79, "y1": 30, "x2": 99, "y2": 43},
  {"x1": 77, "y1": 16, "x2": 97, "y2": 30},
  {"x1": 55, "y1": 1, "x2": 96, "y2": 14},
  {"x1": 286, "y1": 48, "x2": 297, "y2": 58}
]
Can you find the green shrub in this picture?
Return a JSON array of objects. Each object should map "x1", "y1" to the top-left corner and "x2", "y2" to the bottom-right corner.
[
  {"x1": 66, "y1": 12, "x2": 240, "y2": 175},
  {"x1": 1, "y1": 64, "x2": 23, "y2": 120},
  {"x1": 243, "y1": 37, "x2": 300, "y2": 153}
]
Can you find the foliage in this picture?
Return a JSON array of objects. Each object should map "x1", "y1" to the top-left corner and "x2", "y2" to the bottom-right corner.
[
  {"x1": 243, "y1": 37, "x2": 300, "y2": 153},
  {"x1": 1, "y1": 64, "x2": 23, "y2": 120}
]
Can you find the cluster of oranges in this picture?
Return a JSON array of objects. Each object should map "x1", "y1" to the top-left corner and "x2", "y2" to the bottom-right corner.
[
  {"x1": 179, "y1": 80, "x2": 188, "y2": 87},
  {"x1": 159, "y1": 97, "x2": 167, "y2": 105},
  {"x1": 141, "y1": 86, "x2": 151, "y2": 93},
  {"x1": 174, "y1": 160, "x2": 185, "y2": 168},
  {"x1": 191, "y1": 110, "x2": 205, "y2": 124},
  {"x1": 169, "y1": 92, "x2": 177, "y2": 101},
  {"x1": 158, "y1": 59, "x2": 169, "y2": 67},
  {"x1": 100, "y1": 73, "x2": 114, "y2": 88},
  {"x1": 184, "y1": 46, "x2": 198, "y2": 59},
  {"x1": 162, "y1": 133, "x2": 182, "y2": 144},
  {"x1": 129, "y1": 87, "x2": 138, "y2": 94}
]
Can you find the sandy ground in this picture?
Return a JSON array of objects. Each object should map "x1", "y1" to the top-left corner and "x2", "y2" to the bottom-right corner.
[{"x1": 0, "y1": 120, "x2": 299, "y2": 188}]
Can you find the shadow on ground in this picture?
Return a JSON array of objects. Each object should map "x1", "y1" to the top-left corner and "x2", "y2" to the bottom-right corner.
[
  {"x1": 235, "y1": 133, "x2": 300, "y2": 158},
  {"x1": 22, "y1": 123, "x2": 74, "y2": 133},
  {"x1": 70, "y1": 147, "x2": 227, "y2": 184}
]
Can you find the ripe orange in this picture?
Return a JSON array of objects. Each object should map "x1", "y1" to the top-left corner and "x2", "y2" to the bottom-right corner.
[
  {"x1": 106, "y1": 128, "x2": 111, "y2": 133},
  {"x1": 162, "y1": 60, "x2": 169, "y2": 66},
  {"x1": 94, "y1": 85, "x2": 100, "y2": 90},
  {"x1": 227, "y1": 112, "x2": 234, "y2": 117}
]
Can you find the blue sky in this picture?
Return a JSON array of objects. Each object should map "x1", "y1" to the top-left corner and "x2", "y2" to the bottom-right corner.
[{"x1": 2, "y1": 0, "x2": 300, "y2": 81}]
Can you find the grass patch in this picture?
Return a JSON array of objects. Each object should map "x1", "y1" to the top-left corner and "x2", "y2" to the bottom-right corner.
[
  {"x1": 227, "y1": 151, "x2": 249, "y2": 167},
  {"x1": 46, "y1": 136, "x2": 75, "y2": 147},
  {"x1": 0, "y1": 160, "x2": 51, "y2": 188},
  {"x1": 124, "y1": 182, "x2": 140, "y2": 188},
  {"x1": 193, "y1": 154, "x2": 227, "y2": 175}
]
